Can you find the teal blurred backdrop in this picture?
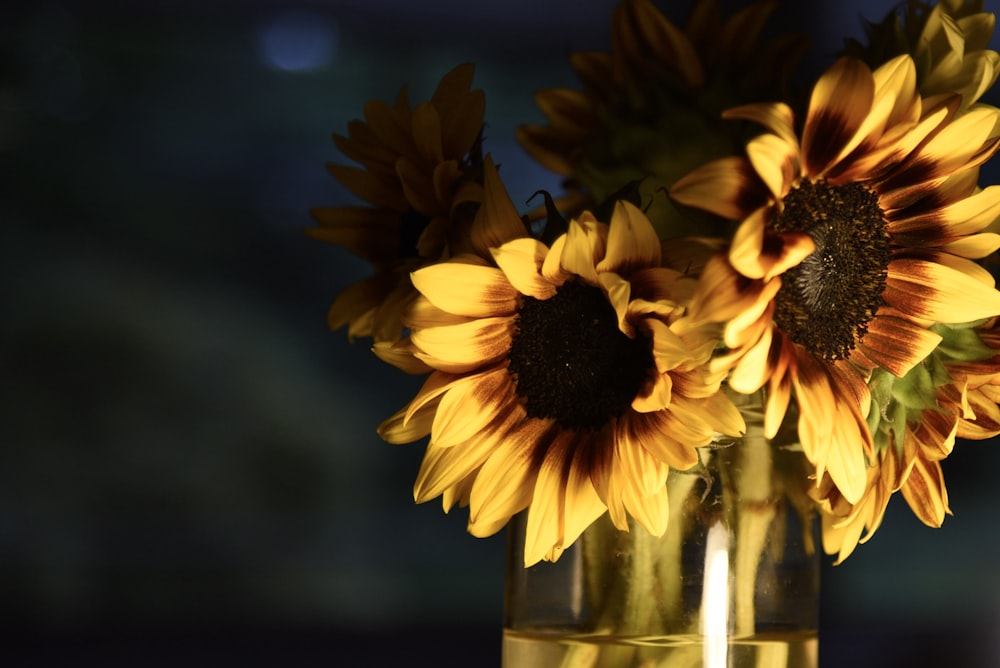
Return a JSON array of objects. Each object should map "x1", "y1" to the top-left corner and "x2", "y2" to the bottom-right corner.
[{"x1": 2, "y1": 1, "x2": 999, "y2": 665}]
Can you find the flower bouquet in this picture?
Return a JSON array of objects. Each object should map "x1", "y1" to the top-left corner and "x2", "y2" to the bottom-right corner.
[{"x1": 310, "y1": 1, "x2": 1000, "y2": 665}]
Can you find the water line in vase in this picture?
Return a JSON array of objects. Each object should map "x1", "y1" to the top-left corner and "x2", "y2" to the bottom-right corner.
[{"x1": 701, "y1": 520, "x2": 730, "y2": 668}]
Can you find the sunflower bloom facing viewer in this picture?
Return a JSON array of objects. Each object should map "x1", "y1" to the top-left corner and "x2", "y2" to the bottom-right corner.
[
  {"x1": 517, "y1": 0, "x2": 807, "y2": 219},
  {"x1": 309, "y1": 64, "x2": 486, "y2": 343},
  {"x1": 379, "y1": 169, "x2": 744, "y2": 566},
  {"x1": 673, "y1": 53, "x2": 1000, "y2": 517}
]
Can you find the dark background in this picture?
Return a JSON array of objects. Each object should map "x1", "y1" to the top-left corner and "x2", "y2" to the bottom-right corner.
[{"x1": 2, "y1": 1, "x2": 999, "y2": 666}]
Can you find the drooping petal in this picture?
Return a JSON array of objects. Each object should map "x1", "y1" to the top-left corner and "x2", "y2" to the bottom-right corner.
[
  {"x1": 547, "y1": 444, "x2": 608, "y2": 564},
  {"x1": 414, "y1": 400, "x2": 521, "y2": 503},
  {"x1": 669, "y1": 392, "x2": 746, "y2": 441},
  {"x1": 729, "y1": 323, "x2": 774, "y2": 393},
  {"x1": 793, "y1": 355, "x2": 868, "y2": 504},
  {"x1": 521, "y1": 435, "x2": 570, "y2": 567},
  {"x1": 372, "y1": 339, "x2": 432, "y2": 375},
  {"x1": 900, "y1": 455, "x2": 951, "y2": 528},
  {"x1": 468, "y1": 419, "x2": 550, "y2": 530},
  {"x1": 378, "y1": 401, "x2": 437, "y2": 445}
]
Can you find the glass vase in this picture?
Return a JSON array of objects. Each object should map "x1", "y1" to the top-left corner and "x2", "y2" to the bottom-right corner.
[{"x1": 502, "y1": 393, "x2": 820, "y2": 667}]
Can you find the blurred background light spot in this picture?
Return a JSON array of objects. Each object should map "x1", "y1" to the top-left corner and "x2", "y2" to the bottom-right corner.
[{"x1": 256, "y1": 10, "x2": 338, "y2": 73}]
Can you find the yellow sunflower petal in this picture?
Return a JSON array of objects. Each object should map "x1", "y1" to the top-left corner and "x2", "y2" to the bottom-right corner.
[
  {"x1": 597, "y1": 201, "x2": 662, "y2": 275},
  {"x1": 468, "y1": 420, "x2": 549, "y2": 529},
  {"x1": 559, "y1": 218, "x2": 606, "y2": 284},
  {"x1": 623, "y1": 482, "x2": 670, "y2": 538},
  {"x1": 411, "y1": 263, "x2": 519, "y2": 318},
  {"x1": 900, "y1": 456, "x2": 951, "y2": 528},
  {"x1": 401, "y1": 371, "x2": 463, "y2": 426},
  {"x1": 626, "y1": 410, "x2": 700, "y2": 471},
  {"x1": 793, "y1": 356, "x2": 868, "y2": 504},
  {"x1": 872, "y1": 54, "x2": 920, "y2": 128},
  {"x1": 372, "y1": 339, "x2": 432, "y2": 375},
  {"x1": 856, "y1": 314, "x2": 943, "y2": 377},
  {"x1": 402, "y1": 294, "x2": 474, "y2": 330},
  {"x1": 431, "y1": 367, "x2": 514, "y2": 448},
  {"x1": 644, "y1": 318, "x2": 693, "y2": 372},
  {"x1": 415, "y1": 400, "x2": 523, "y2": 503},
  {"x1": 490, "y1": 237, "x2": 558, "y2": 300},
  {"x1": 889, "y1": 184, "x2": 1000, "y2": 239},
  {"x1": 764, "y1": 369, "x2": 792, "y2": 439},
  {"x1": 671, "y1": 392, "x2": 746, "y2": 440},
  {"x1": 669, "y1": 156, "x2": 762, "y2": 221},
  {"x1": 632, "y1": 373, "x2": 673, "y2": 413},
  {"x1": 412, "y1": 317, "x2": 513, "y2": 373},
  {"x1": 746, "y1": 132, "x2": 798, "y2": 201},
  {"x1": 524, "y1": 435, "x2": 576, "y2": 566},
  {"x1": 801, "y1": 57, "x2": 876, "y2": 177},
  {"x1": 909, "y1": 408, "x2": 958, "y2": 462},
  {"x1": 941, "y1": 233, "x2": 1000, "y2": 259},
  {"x1": 614, "y1": 420, "x2": 670, "y2": 496},
  {"x1": 728, "y1": 209, "x2": 768, "y2": 279},
  {"x1": 470, "y1": 156, "x2": 530, "y2": 256},
  {"x1": 729, "y1": 323, "x2": 774, "y2": 393},
  {"x1": 378, "y1": 401, "x2": 436, "y2": 445},
  {"x1": 903, "y1": 104, "x2": 1000, "y2": 179},
  {"x1": 729, "y1": 207, "x2": 815, "y2": 282},
  {"x1": 884, "y1": 257, "x2": 1000, "y2": 322},
  {"x1": 598, "y1": 272, "x2": 634, "y2": 336},
  {"x1": 844, "y1": 100, "x2": 955, "y2": 186}
]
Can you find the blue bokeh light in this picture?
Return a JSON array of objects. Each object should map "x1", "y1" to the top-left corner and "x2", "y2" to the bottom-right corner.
[{"x1": 256, "y1": 10, "x2": 338, "y2": 73}]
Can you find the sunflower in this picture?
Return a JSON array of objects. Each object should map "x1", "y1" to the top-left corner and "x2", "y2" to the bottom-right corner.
[
  {"x1": 845, "y1": 0, "x2": 1000, "y2": 108},
  {"x1": 378, "y1": 163, "x2": 744, "y2": 566},
  {"x1": 807, "y1": 311, "x2": 1000, "y2": 561},
  {"x1": 516, "y1": 0, "x2": 807, "y2": 222},
  {"x1": 672, "y1": 53, "x2": 1000, "y2": 509},
  {"x1": 309, "y1": 64, "x2": 486, "y2": 343}
]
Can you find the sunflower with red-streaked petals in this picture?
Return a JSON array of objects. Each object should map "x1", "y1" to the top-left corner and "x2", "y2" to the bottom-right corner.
[
  {"x1": 672, "y1": 53, "x2": 1000, "y2": 510},
  {"x1": 517, "y1": 0, "x2": 807, "y2": 227},
  {"x1": 845, "y1": 0, "x2": 999, "y2": 109},
  {"x1": 377, "y1": 162, "x2": 744, "y2": 567},
  {"x1": 309, "y1": 64, "x2": 486, "y2": 343},
  {"x1": 817, "y1": 313, "x2": 1000, "y2": 562},
  {"x1": 947, "y1": 320, "x2": 1000, "y2": 439}
]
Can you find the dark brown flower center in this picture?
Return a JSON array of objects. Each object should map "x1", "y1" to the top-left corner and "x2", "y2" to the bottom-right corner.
[
  {"x1": 507, "y1": 279, "x2": 654, "y2": 430},
  {"x1": 771, "y1": 179, "x2": 889, "y2": 360}
]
